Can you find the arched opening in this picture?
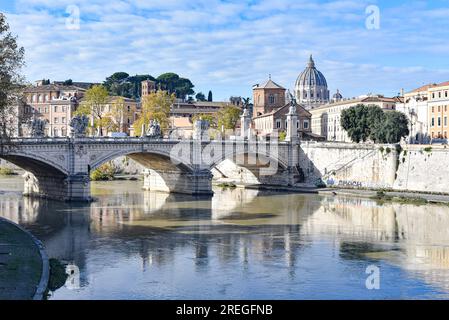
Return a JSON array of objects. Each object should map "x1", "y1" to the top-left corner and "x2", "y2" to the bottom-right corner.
[
  {"x1": 210, "y1": 152, "x2": 293, "y2": 187},
  {"x1": 91, "y1": 151, "x2": 212, "y2": 195},
  {"x1": 0, "y1": 154, "x2": 70, "y2": 200}
]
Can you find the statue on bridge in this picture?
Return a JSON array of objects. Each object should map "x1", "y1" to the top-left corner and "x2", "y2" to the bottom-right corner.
[
  {"x1": 146, "y1": 119, "x2": 162, "y2": 138},
  {"x1": 70, "y1": 114, "x2": 89, "y2": 137},
  {"x1": 28, "y1": 118, "x2": 47, "y2": 138}
]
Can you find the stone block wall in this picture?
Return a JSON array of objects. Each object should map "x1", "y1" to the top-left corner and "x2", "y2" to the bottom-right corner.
[{"x1": 300, "y1": 142, "x2": 449, "y2": 194}]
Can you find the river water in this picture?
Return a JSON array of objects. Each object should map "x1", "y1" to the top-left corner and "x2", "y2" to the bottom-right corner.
[{"x1": 1, "y1": 177, "x2": 449, "y2": 300}]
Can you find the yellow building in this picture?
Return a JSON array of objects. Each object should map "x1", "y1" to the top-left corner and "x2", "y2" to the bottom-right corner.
[{"x1": 428, "y1": 81, "x2": 449, "y2": 139}]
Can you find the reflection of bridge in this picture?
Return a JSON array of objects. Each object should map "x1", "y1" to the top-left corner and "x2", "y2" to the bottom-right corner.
[{"x1": 0, "y1": 137, "x2": 300, "y2": 201}]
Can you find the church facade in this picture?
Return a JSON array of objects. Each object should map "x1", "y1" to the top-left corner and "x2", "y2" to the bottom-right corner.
[
  {"x1": 251, "y1": 55, "x2": 335, "y2": 140},
  {"x1": 252, "y1": 76, "x2": 314, "y2": 139}
]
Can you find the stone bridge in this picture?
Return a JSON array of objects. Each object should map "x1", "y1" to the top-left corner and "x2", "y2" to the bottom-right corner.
[{"x1": 0, "y1": 136, "x2": 301, "y2": 201}]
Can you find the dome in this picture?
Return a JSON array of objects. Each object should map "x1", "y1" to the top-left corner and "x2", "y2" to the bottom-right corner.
[
  {"x1": 295, "y1": 55, "x2": 328, "y2": 88},
  {"x1": 333, "y1": 89, "x2": 343, "y2": 100}
]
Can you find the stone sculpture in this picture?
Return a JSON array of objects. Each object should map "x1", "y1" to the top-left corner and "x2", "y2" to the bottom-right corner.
[{"x1": 70, "y1": 114, "x2": 89, "y2": 137}]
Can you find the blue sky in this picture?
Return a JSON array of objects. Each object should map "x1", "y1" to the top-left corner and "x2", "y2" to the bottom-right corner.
[{"x1": 2, "y1": 0, "x2": 449, "y2": 101}]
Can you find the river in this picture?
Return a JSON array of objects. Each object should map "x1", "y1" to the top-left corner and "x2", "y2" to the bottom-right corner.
[{"x1": 1, "y1": 176, "x2": 449, "y2": 299}]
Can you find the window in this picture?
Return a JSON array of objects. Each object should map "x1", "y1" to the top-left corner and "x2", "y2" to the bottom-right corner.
[
  {"x1": 432, "y1": 106, "x2": 435, "y2": 113},
  {"x1": 276, "y1": 120, "x2": 281, "y2": 129},
  {"x1": 62, "y1": 117, "x2": 66, "y2": 124},
  {"x1": 432, "y1": 93, "x2": 435, "y2": 99},
  {"x1": 269, "y1": 94, "x2": 275, "y2": 104},
  {"x1": 439, "y1": 92, "x2": 442, "y2": 98},
  {"x1": 53, "y1": 128, "x2": 58, "y2": 137},
  {"x1": 446, "y1": 91, "x2": 448, "y2": 98},
  {"x1": 296, "y1": 120, "x2": 299, "y2": 129},
  {"x1": 432, "y1": 118, "x2": 435, "y2": 126},
  {"x1": 438, "y1": 106, "x2": 441, "y2": 112},
  {"x1": 445, "y1": 117, "x2": 447, "y2": 127},
  {"x1": 54, "y1": 106, "x2": 58, "y2": 113},
  {"x1": 38, "y1": 95, "x2": 43, "y2": 103},
  {"x1": 303, "y1": 120, "x2": 309, "y2": 129},
  {"x1": 54, "y1": 117, "x2": 58, "y2": 124},
  {"x1": 62, "y1": 106, "x2": 66, "y2": 112},
  {"x1": 44, "y1": 107, "x2": 48, "y2": 113},
  {"x1": 438, "y1": 117, "x2": 441, "y2": 126}
]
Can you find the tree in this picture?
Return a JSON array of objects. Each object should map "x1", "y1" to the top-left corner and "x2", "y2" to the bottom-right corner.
[
  {"x1": 207, "y1": 91, "x2": 213, "y2": 102},
  {"x1": 104, "y1": 72, "x2": 156, "y2": 99},
  {"x1": 192, "y1": 113, "x2": 217, "y2": 127},
  {"x1": 75, "y1": 85, "x2": 109, "y2": 136},
  {"x1": 195, "y1": 92, "x2": 206, "y2": 101},
  {"x1": 341, "y1": 104, "x2": 377, "y2": 143},
  {"x1": 217, "y1": 104, "x2": 241, "y2": 130},
  {"x1": 106, "y1": 97, "x2": 133, "y2": 133},
  {"x1": 372, "y1": 111, "x2": 409, "y2": 143},
  {"x1": 157, "y1": 73, "x2": 195, "y2": 100},
  {"x1": 133, "y1": 90, "x2": 175, "y2": 136},
  {"x1": 0, "y1": 13, "x2": 25, "y2": 146},
  {"x1": 63, "y1": 79, "x2": 73, "y2": 86},
  {"x1": 341, "y1": 104, "x2": 409, "y2": 144}
]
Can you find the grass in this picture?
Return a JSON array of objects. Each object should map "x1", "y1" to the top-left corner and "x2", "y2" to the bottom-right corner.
[{"x1": 373, "y1": 191, "x2": 429, "y2": 206}]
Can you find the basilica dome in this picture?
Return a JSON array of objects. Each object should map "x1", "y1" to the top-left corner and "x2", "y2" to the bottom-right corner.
[
  {"x1": 295, "y1": 55, "x2": 328, "y2": 88},
  {"x1": 294, "y1": 55, "x2": 329, "y2": 109}
]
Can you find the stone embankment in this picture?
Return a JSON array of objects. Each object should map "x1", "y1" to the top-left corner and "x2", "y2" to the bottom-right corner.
[{"x1": 0, "y1": 217, "x2": 49, "y2": 300}]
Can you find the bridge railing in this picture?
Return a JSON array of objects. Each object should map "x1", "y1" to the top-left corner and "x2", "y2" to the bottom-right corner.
[{"x1": 9, "y1": 136, "x2": 295, "y2": 145}]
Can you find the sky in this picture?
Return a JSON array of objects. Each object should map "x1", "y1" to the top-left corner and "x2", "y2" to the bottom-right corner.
[{"x1": 1, "y1": 0, "x2": 449, "y2": 101}]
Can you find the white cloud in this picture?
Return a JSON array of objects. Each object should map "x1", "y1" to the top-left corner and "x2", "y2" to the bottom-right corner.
[{"x1": 3, "y1": 0, "x2": 449, "y2": 100}]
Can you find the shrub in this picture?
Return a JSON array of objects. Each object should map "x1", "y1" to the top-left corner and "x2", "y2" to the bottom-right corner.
[
  {"x1": 423, "y1": 147, "x2": 432, "y2": 153},
  {"x1": 90, "y1": 163, "x2": 116, "y2": 181},
  {"x1": 0, "y1": 167, "x2": 15, "y2": 175},
  {"x1": 279, "y1": 131, "x2": 287, "y2": 141}
]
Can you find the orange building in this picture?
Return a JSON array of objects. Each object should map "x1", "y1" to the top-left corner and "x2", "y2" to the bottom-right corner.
[{"x1": 252, "y1": 77, "x2": 286, "y2": 118}]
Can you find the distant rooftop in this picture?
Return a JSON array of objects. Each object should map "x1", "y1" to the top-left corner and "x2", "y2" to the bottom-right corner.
[{"x1": 253, "y1": 78, "x2": 285, "y2": 90}]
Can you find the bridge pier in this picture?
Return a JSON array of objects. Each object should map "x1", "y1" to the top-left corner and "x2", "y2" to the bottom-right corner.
[
  {"x1": 142, "y1": 169, "x2": 213, "y2": 195},
  {"x1": 23, "y1": 172, "x2": 91, "y2": 202}
]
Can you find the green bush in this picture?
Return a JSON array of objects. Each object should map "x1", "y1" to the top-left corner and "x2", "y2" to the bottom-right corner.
[
  {"x1": 90, "y1": 163, "x2": 116, "y2": 181},
  {"x1": 0, "y1": 167, "x2": 15, "y2": 175},
  {"x1": 423, "y1": 147, "x2": 432, "y2": 153},
  {"x1": 279, "y1": 131, "x2": 287, "y2": 141}
]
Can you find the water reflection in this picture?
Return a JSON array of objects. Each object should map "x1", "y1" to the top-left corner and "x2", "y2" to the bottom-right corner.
[{"x1": 1, "y1": 178, "x2": 449, "y2": 299}]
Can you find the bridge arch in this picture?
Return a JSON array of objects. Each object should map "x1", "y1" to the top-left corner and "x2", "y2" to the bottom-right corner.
[
  {"x1": 0, "y1": 152, "x2": 71, "y2": 200},
  {"x1": 207, "y1": 148, "x2": 291, "y2": 186},
  {"x1": 89, "y1": 149, "x2": 194, "y2": 173},
  {"x1": 88, "y1": 147, "x2": 210, "y2": 195}
]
